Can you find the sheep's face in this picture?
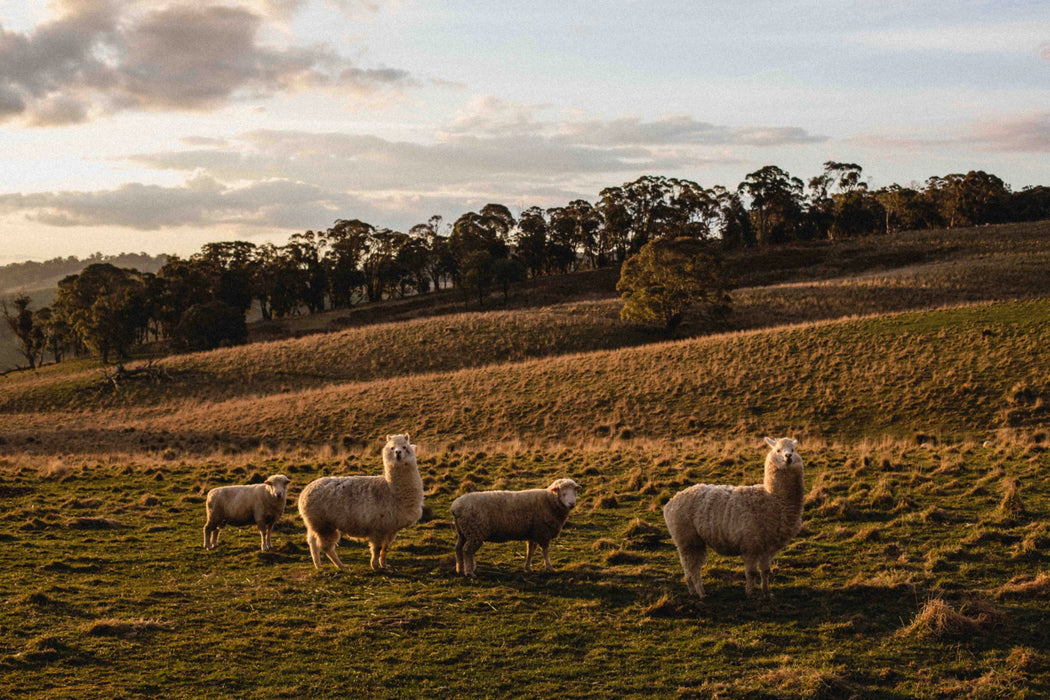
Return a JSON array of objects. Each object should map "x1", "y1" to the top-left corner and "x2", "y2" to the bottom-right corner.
[
  {"x1": 764, "y1": 437, "x2": 802, "y2": 470},
  {"x1": 265, "y1": 475, "x2": 290, "y2": 501},
  {"x1": 384, "y1": 434, "x2": 417, "y2": 467},
  {"x1": 548, "y1": 479, "x2": 580, "y2": 509}
]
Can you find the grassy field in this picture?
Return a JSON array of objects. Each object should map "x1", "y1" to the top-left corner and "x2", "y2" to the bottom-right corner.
[
  {"x1": 3, "y1": 222, "x2": 1050, "y2": 698},
  {"x1": 4, "y1": 438, "x2": 1049, "y2": 698}
]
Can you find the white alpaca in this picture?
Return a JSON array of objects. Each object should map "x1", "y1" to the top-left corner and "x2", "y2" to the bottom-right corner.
[
  {"x1": 297, "y1": 435, "x2": 423, "y2": 570},
  {"x1": 664, "y1": 437, "x2": 805, "y2": 598}
]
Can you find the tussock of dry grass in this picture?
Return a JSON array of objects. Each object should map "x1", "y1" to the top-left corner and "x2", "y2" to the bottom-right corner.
[{"x1": 899, "y1": 598, "x2": 1001, "y2": 640}]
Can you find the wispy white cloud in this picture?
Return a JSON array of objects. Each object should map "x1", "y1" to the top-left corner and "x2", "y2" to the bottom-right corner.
[
  {"x1": 442, "y1": 96, "x2": 826, "y2": 147},
  {"x1": 969, "y1": 111, "x2": 1050, "y2": 153},
  {"x1": 848, "y1": 20, "x2": 1050, "y2": 57}
]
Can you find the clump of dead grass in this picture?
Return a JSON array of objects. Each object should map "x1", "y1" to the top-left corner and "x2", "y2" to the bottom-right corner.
[{"x1": 898, "y1": 598, "x2": 1001, "y2": 640}]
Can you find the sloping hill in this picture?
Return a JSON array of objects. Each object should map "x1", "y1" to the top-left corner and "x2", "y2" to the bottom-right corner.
[{"x1": 3, "y1": 299, "x2": 1047, "y2": 454}]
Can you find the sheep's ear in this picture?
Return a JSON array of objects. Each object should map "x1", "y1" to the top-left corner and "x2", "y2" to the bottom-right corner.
[
  {"x1": 764, "y1": 437, "x2": 777, "y2": 448},
  {"x1": 387, "y1": 435, "x2": 395, "y2": 442}
]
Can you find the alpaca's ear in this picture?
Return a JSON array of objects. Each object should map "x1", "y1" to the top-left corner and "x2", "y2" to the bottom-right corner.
[
  {"x1": 387, "y1": 435, "x2": 395, "y2": 442},
  {"x1": 764, "y1": 436, "x2": 777, "y2": 448},
  {"x1": 404, "y1": 434, "x2": 410, "y2": 444}
]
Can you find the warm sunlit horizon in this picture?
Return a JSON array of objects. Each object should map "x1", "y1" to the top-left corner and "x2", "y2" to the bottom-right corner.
[{"x1": 1, "y1": 0, "x2": 1048, "y2": 266}]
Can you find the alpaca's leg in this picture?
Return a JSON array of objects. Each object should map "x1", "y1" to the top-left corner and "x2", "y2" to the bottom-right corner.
[
  {"x1": 322, "y1": 532, "x2": 347, "y2": 570},
  {"x1": 676, "y1": 541, "x2": 708, "y2": 598},
  {"x1": 306, "y1": 531, "x2": 324, "y2": 568}
]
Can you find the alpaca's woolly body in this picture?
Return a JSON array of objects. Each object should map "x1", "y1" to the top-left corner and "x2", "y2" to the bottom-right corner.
[
  {"x1": 664, "y1": 437, "x2": 804, "y2": 598},
  {"x1": 298, "y1": 435, "x2": 423, "y2": 570}
]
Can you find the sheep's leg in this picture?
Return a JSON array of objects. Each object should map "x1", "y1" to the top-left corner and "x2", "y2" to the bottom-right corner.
[
  {"x1": 455, "y1": 532, "x2": 466, "y2": 575},
  {"x1": 368, "y1": 539, "x2": 384, "y2": 571},
  {"x1": 461, "y1": 539, "x2": 480, "y2": 577},
  {"x1": 203, "y1": 524, "x2": 215, "y2": 549},
  {"x1": 744, "y1": 567, "x2": 757, "y2": 597},
  {"x1": 524, "y1": 541, "x2": 537, "y2": 572},
  {"x1": 258, "y1": 525, "x2": 269, "y2": 552},
  {"x1": 540, "y1": 542, "x2": 554, "y2": 572}
]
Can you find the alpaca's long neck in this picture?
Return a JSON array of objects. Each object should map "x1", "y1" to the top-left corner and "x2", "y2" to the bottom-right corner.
[
  {"x1": 765, "y1": 459, "x2": 805, "y2": 516},
  {"x1": 386, "y1": 462, "x2": 424, "y2": 504}
]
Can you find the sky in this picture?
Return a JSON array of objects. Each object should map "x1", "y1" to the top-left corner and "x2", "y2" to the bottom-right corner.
[{"x1": 0, "y1": 0, "x2": 1047, "y2": 265}]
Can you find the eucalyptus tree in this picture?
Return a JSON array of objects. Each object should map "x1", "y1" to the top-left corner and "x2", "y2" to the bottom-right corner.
[
  {"x1": 325, "y1": 219, "x2": 373, "y2": 308},
  {"x1": 513, "y1": 206, "x2": 549, "y2": 278},
  {"x1": 52, "y1": 263, "x2": 150, "y2": 364},
  {"x1": 1, "y1": 293, "x2": 45, "y2": 368},
  {"x1": 738, "y1": 165, "x2": 805, "y2": 245},
  {"x1": 194, "y1": 241, "x2": 257, "y2": 313},
  {"x1": 409, "y1": 215, "x2": 453, "y2": 291},
  {"x1": 285, "y1": 230, "x2": 328, "y2": 313},
  {"x1": 617, "y1": 236, "x2": 729, "y2": 336}
]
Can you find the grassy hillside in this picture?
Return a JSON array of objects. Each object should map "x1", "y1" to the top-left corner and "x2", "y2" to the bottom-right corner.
[
  {"x1": 1, "y1": 299, "x2": 1048, "y2": 457},
  {"x1": 3, "y1": 221, "x2": 1050, "y2": 698}
]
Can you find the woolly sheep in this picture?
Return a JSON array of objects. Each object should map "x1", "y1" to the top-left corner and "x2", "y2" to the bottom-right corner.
[
  {"x1": 450, "y1": 478, "x2": 580, "y2": 577},
  {"x1": 663, "y1": 437, "x2": 805, "y2": 599},
  {"x1": 203, "y1": 474, "x2": 291, "y2": 552},
  {"x1": 297, "y1": 434, "x2": 424, "y2": 570}
]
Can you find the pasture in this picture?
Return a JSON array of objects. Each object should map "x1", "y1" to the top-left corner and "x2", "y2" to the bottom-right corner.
[{"x1": 3, "y1": 221, "x2": 1050, "y2": 697}]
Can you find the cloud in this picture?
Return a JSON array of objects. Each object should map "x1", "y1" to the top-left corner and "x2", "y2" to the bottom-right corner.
[
  {"x1": 969, "y1": 112, "x2": 1050, "y2": 153},
  {"x1": 0, "y1": 0, "x2": 415, "y2": 126},
  {"x1": 848, "y1": 20, "x2": 1050, "y2": 57},
  {"x1": 444, "y1": 97, "x2": 827, "y2": 148},
  {"x1": 0, "y1": 176, "x2": 348, "y2": 231}
]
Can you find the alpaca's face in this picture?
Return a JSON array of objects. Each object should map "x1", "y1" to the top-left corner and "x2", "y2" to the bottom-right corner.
[
  {"x1": 384, "y1": 434, "x2": 416, "y2": 466},
  {"x1": 765, "y1": 437, "x2": 802, "y2": 469}
]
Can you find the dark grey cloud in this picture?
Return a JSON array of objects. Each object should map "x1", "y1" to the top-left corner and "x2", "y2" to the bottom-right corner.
[
  {"x1": 0, "y1": 176, "x2": 348, "y2": 230},
  {"x1": 131, "y1": 128, "x2": 692, "y2": 193},
  {"x1": 0, "y1": 1, "x2": 415, "y2": 125}
]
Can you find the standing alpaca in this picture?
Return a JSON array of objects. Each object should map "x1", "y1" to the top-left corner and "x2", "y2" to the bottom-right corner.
[
  {"x1": 664, "y1": 437, "x2": 805, "y2": 598},
  {"x1": 298, "y1": 434, "x2": 424, "y2": 570}
]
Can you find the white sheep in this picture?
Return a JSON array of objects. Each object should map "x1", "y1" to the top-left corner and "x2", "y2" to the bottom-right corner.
[
  {"x1": 663, "y1": 437, "x2": 805, "y2": 599},
  {"x1": 297, "y1": 434, "x2": 424, "y2": 571},
  {"x1": 450, "y1": 478, "x2": 580, "y2": 577},
  {"x1": 203, "y1": 474, "x2": 291, "y2": 552}
]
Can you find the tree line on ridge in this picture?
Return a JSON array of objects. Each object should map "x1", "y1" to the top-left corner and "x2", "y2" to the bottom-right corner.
[{"x1": 3, "y1": 162, "x2": 1048, "y2": 368}]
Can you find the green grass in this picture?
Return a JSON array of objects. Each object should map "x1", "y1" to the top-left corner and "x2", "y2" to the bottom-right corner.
[
  {"x1": 4, "y1": 221, "x2": 1050, "y2": 697},
  {"x1": 3, "y1": 440, "x2": 1049, "y2": 698}
]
